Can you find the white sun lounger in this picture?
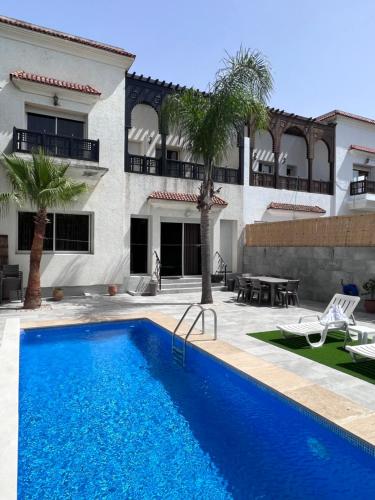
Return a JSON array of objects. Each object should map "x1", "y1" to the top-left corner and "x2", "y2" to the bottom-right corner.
[
  {"x1": 346, "y1": 343, "x2": 375, "y2": 362},
  {"x1": 277, "y1": 294, "x2": 360, "y2": 348}
]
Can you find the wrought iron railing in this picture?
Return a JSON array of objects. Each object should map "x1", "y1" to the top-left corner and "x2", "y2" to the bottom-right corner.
[
  {"x1": 310, "y1": 180, "x2": 332, "y2": 194},
  {"x1": 127, "y1": 155, "x2": 240, "y2": 185},
  {"x1": 250, "y1": 170, "x2": 332, "y2": 194},
  {"x1": 13, "y1": 128, "x2": 99, "y2": 162},
  {"x1": 278, "y1": 176, "x2": 309, "y2": 192},
  {"x1": 350, "y1": 179, "x2": 375, "y2": 195},
  {"x1": 153, "y1": 250, "x2": 161, "y2": 290},
  {"x1": 250, "y1": 171, "x2": 275, "y2": 188},
  {"x1": 213, "y1": 251, "x2": 227, "y2": 285}
]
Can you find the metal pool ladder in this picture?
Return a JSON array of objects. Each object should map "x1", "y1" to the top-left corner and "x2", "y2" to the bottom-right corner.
[{"x1": 172, "y1": 303, "x2": 217, "y2": 366}]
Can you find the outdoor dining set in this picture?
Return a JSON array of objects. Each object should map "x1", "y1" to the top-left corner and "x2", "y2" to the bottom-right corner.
[{"x1": 236, "y1": 275, "x2": 300, "y2": 308}]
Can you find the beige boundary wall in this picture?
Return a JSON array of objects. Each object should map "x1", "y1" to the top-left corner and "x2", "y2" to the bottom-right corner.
[{"x1": 245, "y1": 214, "x2": 375, "y2": 248}]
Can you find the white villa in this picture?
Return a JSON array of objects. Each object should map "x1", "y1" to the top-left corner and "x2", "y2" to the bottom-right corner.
[{"x1": 0, "y1": 15, "x2": 374, "y2": 294}]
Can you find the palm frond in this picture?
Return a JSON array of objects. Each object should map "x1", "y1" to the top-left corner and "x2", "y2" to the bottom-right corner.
[
  {"x1": 161, "y1": 47, "x2": 273, "y2": 169},
  {"x1": 1, "y1": 149, "x2": 87, "y2": 210}
]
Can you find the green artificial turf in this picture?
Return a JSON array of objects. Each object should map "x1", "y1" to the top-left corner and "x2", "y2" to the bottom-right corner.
[{"x1": 248, "y1": 330, "x2": 375, "y2": 385}]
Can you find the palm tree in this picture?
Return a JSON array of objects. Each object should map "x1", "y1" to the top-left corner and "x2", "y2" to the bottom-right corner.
[
  {"x1": 162, "y1": 48, "x2": 273, "y2": 304},
  {"x1": 0, "y1": 149, "x2": 87, "y2": 309}
]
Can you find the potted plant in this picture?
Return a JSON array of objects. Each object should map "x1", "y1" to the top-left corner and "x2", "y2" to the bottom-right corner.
[
  {"x1": 108, "y1": 284, "x2": 117, "y2": 296},
  {"x1": 363, "y1": 279, "x2": 375, "y2": 313},
  {"x1": 52, "y1": 287, "x2": 64, "y2": 301}
]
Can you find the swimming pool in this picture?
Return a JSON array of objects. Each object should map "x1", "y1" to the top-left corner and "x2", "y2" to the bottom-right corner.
[{"x1": 18, "y1": 319, "x2": 375, "y2": 499}]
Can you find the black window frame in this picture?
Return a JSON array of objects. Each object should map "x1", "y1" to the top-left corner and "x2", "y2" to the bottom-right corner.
[
  {"x1": 17, "y1": 211, "x2": 93, "y2": 254},
  {"x1": 27, "y1": 112, "x2": 85, "y2": 139}
]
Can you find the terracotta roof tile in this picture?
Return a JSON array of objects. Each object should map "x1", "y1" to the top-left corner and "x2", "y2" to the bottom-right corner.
[
  {"x1": 316, "y1": 109, "x2": 375, "y2": 126},
  {"x1": 148, "y1": 191, "x2": 228, "y2": 206},
  {"x1": 10, "y1": 70, "x2": 101, "y2": 95},
  {"x1": 267, "y1": 202, "x2": 326, "y2": 214},
  {"x1": 350, "y1": 144, "x2": 375, "y2": 155},
  {"x1": 0, "y1": 15, "x2": 135, "y2": 59}
]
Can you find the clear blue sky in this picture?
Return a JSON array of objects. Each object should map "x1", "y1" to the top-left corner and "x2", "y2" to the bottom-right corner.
[{"x1": 1, "y1": 0, "x2": 374, "y2": 118}]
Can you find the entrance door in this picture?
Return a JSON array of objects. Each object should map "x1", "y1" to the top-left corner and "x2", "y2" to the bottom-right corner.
[
  {"x1": 184, "y1": 223, "x2": 201, "y2": 275},
  {"x1": 160, "y1": 222, "x2": 182, "y2": 276}
]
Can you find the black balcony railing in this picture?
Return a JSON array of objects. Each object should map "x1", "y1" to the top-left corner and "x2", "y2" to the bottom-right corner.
[
  {"x1": 126, "y1": 154, "x2": 240, "y2": 184},
  {"x1": 350, "y1": 179, "x2": 375, "y2": 195},
  {"x1": 13, "y1": 128, "x2": 99, "y2": 162},
  {"x1": 250, "y1": 171, "x2": 332, "y2": 194},
  {"x1": 250, "y1": 171, "x2": 275, "y2": 188},
  {"x1": 310, "y1": 180, "x2": 332, "y2": 194},
  {"x1": 278, "y1": 176, "x2": 309, "y2": 192}
]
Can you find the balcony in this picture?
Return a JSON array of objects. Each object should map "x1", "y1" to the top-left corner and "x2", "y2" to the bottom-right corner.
[
  {"x1": 13, "y1": 128, "x2": 99, "y2": 162},
  {"x1": 348, "y1": 179, "x2": 375, "y2": 211},
  {"x1": 350, "y1": 179, "x2": 375, "y2": 195},
  {"x1": 126, "y1": 154, "x2": 241, "y2": 185},
  {"x1": 250, "y1": 171, "x2": 332, "y2": 194}
]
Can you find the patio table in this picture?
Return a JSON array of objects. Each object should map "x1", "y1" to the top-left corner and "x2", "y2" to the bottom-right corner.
[{"x1": 243, "y1": 276, "x2": 289, "y2": 307}]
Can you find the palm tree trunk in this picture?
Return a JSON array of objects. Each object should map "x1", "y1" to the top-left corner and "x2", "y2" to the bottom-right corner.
[
  {"x1": 24, "y1": 209, "x2": 47, "y2": 309},
  {"x1": 199, "y1": 161, "x2": 214, "y2": 304},
  {"x1": 200, "y1": 203, "x2": 213, "y2": 304}
]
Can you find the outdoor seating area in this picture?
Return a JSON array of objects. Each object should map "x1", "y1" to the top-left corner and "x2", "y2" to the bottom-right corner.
[
  {"x1": 0, "y1": 264, "x2": 23, "y2": 304},
  {"x1": 236, "y1": 274, "x2": 300, "y2": 308}
]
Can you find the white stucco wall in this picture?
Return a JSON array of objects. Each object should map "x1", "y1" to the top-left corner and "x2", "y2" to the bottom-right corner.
[
  {"x1": 334, "y1": 116, "x2": 375, "y2": 215},
  {"x1": 0, "y1": 25, "x2": 133, "y2": 288}
]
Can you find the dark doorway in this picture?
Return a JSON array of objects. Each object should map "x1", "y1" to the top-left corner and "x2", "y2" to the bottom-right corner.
[
  {"x1": 160, "y1": 222, "x2": 182, "y2": 276},
  {"x1": 184, "y1": 223, "x2": 201, "y2": 275},
  {"x1": 130, "y1": 218, "x2": 148, "y2": 274},
  {"x1": 160, "y1": 222, "x2": 201, "y2": 276}
]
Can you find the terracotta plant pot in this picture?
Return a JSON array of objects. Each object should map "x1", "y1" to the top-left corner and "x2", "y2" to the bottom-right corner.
[
  {"x1": 108, "y1": 285, "x2": 117, "y2": 296},
  {"x1": 52, "y1": 288, "x2": 64, "y2": 301},
  {"x1": 364, "y1": 299, "x2": 375, "y2": 314}
]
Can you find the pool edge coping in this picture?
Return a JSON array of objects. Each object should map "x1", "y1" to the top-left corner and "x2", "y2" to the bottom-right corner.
[
  {"x1": 2, "y1": 311, "x2": 375, "y2": 497},
  {"x1": 0, "y1": 318, "x2": 20, "y2": 500}
]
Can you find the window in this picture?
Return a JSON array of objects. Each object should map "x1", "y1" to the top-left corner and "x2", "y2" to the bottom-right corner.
[
  {"x1": 167, "y1": 150, "x2": 179, "y2": 160},
  {"x1": 18, "y1": 212, "x2": 54, "y2": 251},
  {"x1": 286, "y1": 165, "x2": 297, "y2": 177},
  {"x1": 130, "y1": 218, "x2": 148, "y2": 273},
  {"x1": 353, "y1": 167, "x2": 369, "y2": 181},
  {"x1": 155, "y1": 148, "x2": 179, "y2": 160},
  {"x1": 258, "y1": 162, "x2": 273, "y2": 174},
  {"x1": 27, "y1": 113, "x2": 84, "y2": 138},
  {"x1": 18, "y1": 212, "x2": 92, "y2": 252}
]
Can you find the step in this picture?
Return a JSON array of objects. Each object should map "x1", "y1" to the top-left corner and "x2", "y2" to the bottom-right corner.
[{"x1": 159, "y1": 284, "x2": 225, "y2": 294}]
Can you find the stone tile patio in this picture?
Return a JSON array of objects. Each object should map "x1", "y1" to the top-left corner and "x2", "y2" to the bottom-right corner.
[{"x1": 1, "y1": 289, "x2": 375, "y2": 411}]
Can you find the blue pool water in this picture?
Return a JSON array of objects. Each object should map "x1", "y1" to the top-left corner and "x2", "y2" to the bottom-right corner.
[{"x1": 19, "y1": 320, "x2": 375, "y2": 499}]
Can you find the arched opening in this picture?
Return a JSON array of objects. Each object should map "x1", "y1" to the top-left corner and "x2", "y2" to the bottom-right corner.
[
  {"x1": 128, "y1": 103, "x2": 160, "y2": 157},
  {"x1": 280, "y1": 127, "x2": 308, "y2": 179},
  {"x1": 253, "y1": 130, "x2": 274, "y2": 172},
  {"x1": 314, "y1": 140, "x2": 330, "y2": 181}
]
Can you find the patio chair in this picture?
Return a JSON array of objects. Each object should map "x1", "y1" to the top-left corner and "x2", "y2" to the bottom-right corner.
[
  {"x1": 249, "y1": 279, "x2": 270, "y2": 305},
  {"x1": 278, "y1": 280, "x2": 300, "y2": 308},
  {"x1": 346, "y1": 343, "x2": 375, "y2": 362},
  {"x1": 237, "y1": 277, "x2": 251, "y2": 302},
  {"x1": 0, "y1": 267, "x2": 23, "y2": 302},
  {"x1": 276, "y1": 294, "x2": 360, "y2": 348}
]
